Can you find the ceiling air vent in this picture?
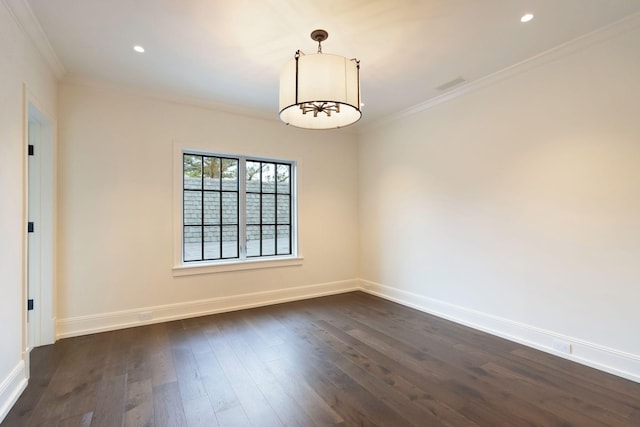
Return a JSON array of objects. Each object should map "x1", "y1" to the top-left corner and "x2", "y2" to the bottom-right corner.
[{"x1": 436, "y1": 77, "x2": 466, "y2": 92}]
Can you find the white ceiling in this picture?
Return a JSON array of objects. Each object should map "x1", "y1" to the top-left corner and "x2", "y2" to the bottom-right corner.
[{"x1": 24, "y1": 0, "x2": 640, "y2": 126}]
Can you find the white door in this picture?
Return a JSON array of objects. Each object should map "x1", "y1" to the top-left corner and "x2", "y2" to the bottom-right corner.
[
  {"x1": 27, "y1": 119, "x2": 41, "y2": 350},
  {"x1": 26, "y1": 103, "x2": 55, "y2": 348}
]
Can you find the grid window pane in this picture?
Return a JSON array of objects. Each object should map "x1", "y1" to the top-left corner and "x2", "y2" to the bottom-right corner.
[
  {"x1": 277, "y1": 164, "x2": 290, "y2": 194},
  {"x1": 277, "y1": 225, "x2": 291, "y2": 255},
  {"x1": 221, "y1": 159, "x2": 238, "y2": 191},
  {"x1": 277, "y1": 195, "x2": 290, "y2": 225},
  {"x1": 183, "y1": 226, "x2": 202, "y2": 261},
  {"x1": 246, "y1": 193, "x2": 260, "y2": 225},
  {"x1": 262, "y1": 225, "x2": 276, "y2": 256},
  {"x1": 204, "y1": 226, "x2": 220, "y2": 259},
  {"x1": 262, "y1": 163, "x2": 275, "y2": 193},
  {"x1": 184, "y1": 191, "x2": 202, "y2": 225},
  {"x1": 184, "y1": 155, "x2": 202, "y2": 190},
  {"x1": 222, "y1": 192, "x2": 238, "y2": 225},
  {"x1": 246, "y1": 161, "x2": 261, "y2": 193},
  {"x1": 222, "y1": 226, "x2": 238, "y2": 258},
  {"x1": 203, "y1": 157, "x2": 220, "y2": 190},
  {"x1": 203, "y1": 192, "x2": 220, "y2": 225},
  {"x1": 246, "y1": 225, "x2": 260, "y2": 257},
  {"x1": 262, "y1": 194, "x2": 275, "y2": 225}
]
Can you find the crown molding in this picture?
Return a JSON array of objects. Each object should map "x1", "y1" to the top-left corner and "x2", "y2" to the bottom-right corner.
[
  {"x1": 61, "y1": 75, "x2": 361, "y2": 135},
  {"x1": 361, "y1": 11, "x2": 640, "y2": 133},
  {"x1": 61, "y1": 74, "x2": 282, "y2": 122},
  {"x1": 2, "y1": 0, "x2": 65, "y2": 79}
]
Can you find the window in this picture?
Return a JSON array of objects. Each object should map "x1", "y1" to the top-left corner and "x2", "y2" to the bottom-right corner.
[{"x1": 182, "y1": 151, "x2": 296, "y2": 264}]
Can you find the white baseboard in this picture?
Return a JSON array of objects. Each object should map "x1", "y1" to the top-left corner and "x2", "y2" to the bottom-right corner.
[
  {"x1": 56, "y1": 279, "x2": 359, "y2": 339},
  {"x1": 0, "y1": 360, "x2": 27, "y2": 424},
  {"x1": 359, "y1": 279, "x2": 640, "y2": 384},
  {"x1": 54, "y1": 277, "x2": 640, "y2": 384}
]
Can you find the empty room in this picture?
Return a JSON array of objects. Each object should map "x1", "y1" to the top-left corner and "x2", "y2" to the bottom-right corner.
[{"x1": 1, "y1": 0, "x2": 640, "y2": 425}]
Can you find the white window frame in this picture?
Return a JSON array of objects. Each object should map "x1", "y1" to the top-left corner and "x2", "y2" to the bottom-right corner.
[{"x1": 172, "y1": 143, "x2": 302, "y2": 276}]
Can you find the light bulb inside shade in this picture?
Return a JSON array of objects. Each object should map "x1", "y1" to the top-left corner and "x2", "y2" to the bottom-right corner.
[
  {"x1": 133, "y1": 45, "x2": 145, "y2": 53},
  {"x1": 520, "y1": 13, "x2": 534, "y2": 23}
]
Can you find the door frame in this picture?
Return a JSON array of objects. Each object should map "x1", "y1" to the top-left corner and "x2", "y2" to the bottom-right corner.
[{"x1": 22, "y1": 84, "x2": 56, "y2": 365}]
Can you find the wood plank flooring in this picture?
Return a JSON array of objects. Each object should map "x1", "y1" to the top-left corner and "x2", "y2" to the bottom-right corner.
[{"x1": 3, "y1": 291, "x2": 640, "y2": 426}]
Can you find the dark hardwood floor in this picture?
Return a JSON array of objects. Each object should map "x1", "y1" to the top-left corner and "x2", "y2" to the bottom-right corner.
[{"x1": 3, "y1": 291, "x2": 640, "y2": 426}]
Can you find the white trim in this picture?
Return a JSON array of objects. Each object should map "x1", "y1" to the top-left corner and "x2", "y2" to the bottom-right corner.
[
  {"x1": 0, "y1": 361, "x2": 27, "y2": 424},
  {"x1": 53, "y1": 278, "x2": 640, "y2": 384},
  {"x1": 173, "y1": 256, "x2": 304, "y2": 276},
  {"x1": 359, "y1": 279, "x2": 640, "y2": 384},
  {"x1": 363, "y1": 11, "x2": 640, "y2": 132},
  {"x1": 2, "y1": 0, "x2": 65, "y2": 78},
  {"x1": 64, "y1": 76, "x2": 277, "y2": 122},
  {"x1": 56, "y1": 279, "x2": 359, "y2": 339},
  {"x1": 173, "y1": 142, "x2": 184, "y2": 267}
]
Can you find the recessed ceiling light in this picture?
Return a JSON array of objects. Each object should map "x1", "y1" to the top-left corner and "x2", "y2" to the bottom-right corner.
[
  {"x1": 520, "y1": 13, "x2": 534, "y2": 23},
  {"x1": 133, "y1": 45, "x2": 145, "y2": 53}
]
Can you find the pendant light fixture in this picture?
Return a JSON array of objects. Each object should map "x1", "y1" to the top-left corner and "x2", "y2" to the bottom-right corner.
[{"x1": 279, "y1": 30, "x2": 361, "y2": 130}]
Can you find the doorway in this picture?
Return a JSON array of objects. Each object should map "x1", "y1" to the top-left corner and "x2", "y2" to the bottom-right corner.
[{"x1": 26, "y1": 101, "x2": 55, "y2": 350}]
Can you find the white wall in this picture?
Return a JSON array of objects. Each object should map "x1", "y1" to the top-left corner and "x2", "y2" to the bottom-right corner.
[
  {"x1": 0, "y1": 0, "x2": 57, "y2": 421},
  {"x1": 358, "y1": 23, "x2": 640, "y2": 380},
  {"x1": 56, "y1": 83, "x2": 359, "y2": 336}
]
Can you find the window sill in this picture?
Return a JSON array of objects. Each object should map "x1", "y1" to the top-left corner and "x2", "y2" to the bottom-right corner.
[{"x1": 172, "y1": 256, "x2": 304, "y2": 277}]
